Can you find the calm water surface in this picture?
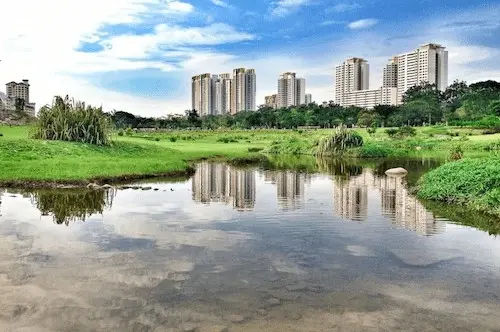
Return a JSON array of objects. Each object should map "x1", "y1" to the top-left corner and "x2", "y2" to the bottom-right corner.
[{"x1": 1, "y1": 158, "x2": 499, "y2": 331}]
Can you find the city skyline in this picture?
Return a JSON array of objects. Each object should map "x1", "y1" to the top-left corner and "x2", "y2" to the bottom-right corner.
[{"x1": 1, "y1": 1, "x2": 499, "y2": 116}]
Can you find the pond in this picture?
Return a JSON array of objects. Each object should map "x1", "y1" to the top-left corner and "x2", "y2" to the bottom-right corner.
[{"x1": 1, "y1": 157, "x2": 499, "y2": 331}]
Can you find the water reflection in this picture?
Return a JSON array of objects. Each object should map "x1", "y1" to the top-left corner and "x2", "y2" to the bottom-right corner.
[
  {"x1": 192, "y1": 162, "x2": 255, "y2": 210},
  {"x1": 1, "y1": 159, "x2": 500, "y2": 331}
]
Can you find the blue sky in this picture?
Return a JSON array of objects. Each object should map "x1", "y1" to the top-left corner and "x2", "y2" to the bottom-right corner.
[{"x1": 1, "y1": 0, "x2": 499, "y2": 116}]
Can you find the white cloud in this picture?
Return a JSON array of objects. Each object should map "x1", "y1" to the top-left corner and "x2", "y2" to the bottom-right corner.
[
  {"x1": 270, "y1": 0, "x2": 311, "y2": 17},
  {"x1": 163, "y1": 0, "x2": 194, "y2": 14},
  {"x1": 210, "y1": 0, "x2": 230, "y2": 8},
  {"x1": 327, "y1": 2, "x2": 360, "y2": 13},
  {"x1": 348, "y1": 18, "x2": 378, "y2": 29}
]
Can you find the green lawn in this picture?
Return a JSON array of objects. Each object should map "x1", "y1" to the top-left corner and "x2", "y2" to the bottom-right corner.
[{"x1": 0, "y1": 125, "x2": 498, "y2": 183}]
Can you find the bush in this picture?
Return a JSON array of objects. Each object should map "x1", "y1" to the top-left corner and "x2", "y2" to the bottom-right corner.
[
  {"x1": 117, "y1": 129, "x2": 124, "y2": 136},
  {"x1": 169, "y1": 136, "x2": 178, "y2": 142},
  {"x1": 125, "y1": 128, "x2": 134, "y2": 136},
  {"x1": 154, "y1": 137, "x2": 160, "y2": 142},
  {"x1": 0, "y1": 133, "x2": 3, "y2": 137},
  {"x1": 449, "y1": 145, "x2": 464, "y2": 161},
  {"x1": 316, "y1": 126, "x2": 363, "y2": 156},
  {"x1": 248, "y1": 147, "x2": 264, "y2": 152},
  {"x1": 386, "y1": 126, "x2": 416, "y2": 138},
  {"x1": 367, "y1": 126, "x2": 377, "y2": 135},
  {"x1": 358, "y1": 144, "x2": 389, "y2": 158},
  {"x1": 33, "y1": 96, "x2": 111, "y2": 145},
  {"x1": 217, "y1": 136, "x2": 238, "y2": 143}
]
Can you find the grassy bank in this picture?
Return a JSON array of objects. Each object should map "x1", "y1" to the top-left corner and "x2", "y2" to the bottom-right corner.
[
  {"x1": 0, "y1": 125, "x2": 498, "y2": 185},
  {"x1": 416, "y1": 157, "x2": 500, "y2": 218}
]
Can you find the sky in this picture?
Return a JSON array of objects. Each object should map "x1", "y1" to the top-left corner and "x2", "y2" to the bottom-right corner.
[{"x1": 1, "y1": 0, "x2": 499, "y2": 116}]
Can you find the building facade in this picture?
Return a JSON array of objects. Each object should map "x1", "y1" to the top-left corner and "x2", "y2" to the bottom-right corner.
[
  {"x1": 395, "y1": 43, "x2": 448, "y2": 103},
  {"x1": 335, "y1": 58, "x2": 369, "y2": 106},
  {"x1": 192, "y1": 69, "x2": 255, "y2": 116},
  {"x1": 343, "y1": 87, "x2": 398, "y2": 109},
  {"x1": 265, "y1": 94, "x2": 277, "y2": 109},
  {"x1": 305, "y1": 93, "x2": 312, "y2": 105},
  {"x1": 277, "y1": 72, "x2": 307, "y2": 108},
  {"x1": 383, "y1": 57, "x2": 398, "y2": 88},
  {"x1": 1, "y1": 80, "x2": 36, "y2": 116}
]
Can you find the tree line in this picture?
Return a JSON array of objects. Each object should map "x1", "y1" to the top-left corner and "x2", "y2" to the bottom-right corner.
[{"x1": 110, "y1": 80, "x2": 500, "y2": 130}]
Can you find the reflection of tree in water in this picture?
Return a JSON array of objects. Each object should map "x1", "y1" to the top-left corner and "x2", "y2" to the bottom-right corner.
[
  {"x1": 316, "y1": 158, "x2": 363, "y2": 177},
  {"x1": 30, "y1": 189, "x2": 115, "y2": 225}
]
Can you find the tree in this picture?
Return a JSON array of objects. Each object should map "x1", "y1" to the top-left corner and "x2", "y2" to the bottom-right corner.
[
  {"x1": 373, "y1": 105, "x2": 398, "y2": 127},
  {"x1": 14, "y1": 98, "x2": 25, "y2": 112},
  {"x1": 402, "y1": 83, "x2": 442, "y2": 104},
  {"x1": 488, "y1": 100, "x2": 500, "y2": 116},
  {"x1": 185, "y1": 109, "x2": 201, "y2": 127}
]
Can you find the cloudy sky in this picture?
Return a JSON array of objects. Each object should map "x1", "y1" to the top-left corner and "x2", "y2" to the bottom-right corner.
[{"x1": 1, "y1": 0, "x2": 499, "y2": 116}]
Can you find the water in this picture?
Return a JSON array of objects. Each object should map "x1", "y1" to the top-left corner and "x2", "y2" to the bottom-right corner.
[{"x1": 1, "y1": 158, "x2": 499, "y2": 331}]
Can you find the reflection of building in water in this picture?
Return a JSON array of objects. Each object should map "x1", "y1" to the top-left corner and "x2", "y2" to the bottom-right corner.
[
  {"x1": 379, "y1": 175, "x2": 443, "y2": 235},
  {"x1": 333, "y1": 171, "x2": 370, "y2": 221},
  {"x1": 267, "y1": 171, "x2": 309, "y2": 210},
  {"x1": 192, "y1": 162, "x2": 255, "y2": 210},
  {"x1": 332, "y1": 169, "x2": 444, "y2": 235}
]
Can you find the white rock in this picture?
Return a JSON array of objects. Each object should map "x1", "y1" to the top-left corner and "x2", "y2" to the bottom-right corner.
[{"x1": 385, "y1": 168, "x2": 408, "y2": 176}]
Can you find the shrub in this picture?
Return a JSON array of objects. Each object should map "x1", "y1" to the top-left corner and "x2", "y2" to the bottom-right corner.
[
  {"x1": 248, "y1": 147, "x2": 264, "y2": 152},
  {"x1": 125, "y1": 128, "x2": 134, "y2": 136},
  {"x1": 449, "y1": 145, "x2": 464, "y2": 161},
  {"x1": 169, "y1": 136, "x2": 178, "y2": 142},
  {"x1": 316, "y1": 126, "x2": 363, "y2": 156},
  {"x1": 358, "y1": 144, "x2": 389, "y2": 158},
  {"x1": 117, "y1": 129, "x2": 124, "y2": 136},
  {"x1": 33, "y1": 96, "x2": 111, "y2": 145},
  {"x1": 154, "y1": 137, "x2": 160, "y2": 142},
  {"x1": 367, "y1": 126, "x2": 377, "y2": 135},
  {"x1": 217, "y1": 136, "x2": 238, "y2": 143},
  {"x1": 386, "y1": 126, "x2": 416, "y2": 138},
  {"x1": 0, "y1": 133, "x2": 3, "y2": 137},
  {"x1": 385, "y1": 128, "x2": 399, "y2": 137}
]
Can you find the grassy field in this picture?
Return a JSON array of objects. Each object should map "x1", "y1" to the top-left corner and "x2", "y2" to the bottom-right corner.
[{"x1": 0, "y1": 125, "x2": 499, "y2": 184}]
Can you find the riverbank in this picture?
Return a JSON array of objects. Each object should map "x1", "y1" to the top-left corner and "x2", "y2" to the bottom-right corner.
[
  {"x1": 417, "y1": 157, "x2": 500, "y2": 218},
  {"x1": 0, "y1": 125, "x2": 498, "y2": 187}
]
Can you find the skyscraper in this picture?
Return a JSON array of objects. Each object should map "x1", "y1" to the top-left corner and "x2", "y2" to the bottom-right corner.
[
  {"x1": 305, "y1": 93, "x2": 312, "y2": 105},
  {"x1": 277, "y1": 72, "x2": 306, "y2": 108},
  {"x1": 191, "y1": 73, "x2": 212, "y2": 116},
  {"x1": 335, "y1": 58, "x2": 369, "y2": 105},
  {"x1": 231, "y1": 68, "x2": 256, "y2": 114},
  {"x1": 383, "y1": 57, "x2": 398, "y2": 88},
  {"x1": 395, "y1": 43, "x2": 448, "y2": 103}
]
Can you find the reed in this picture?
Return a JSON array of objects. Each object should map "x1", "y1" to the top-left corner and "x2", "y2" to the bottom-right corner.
[
  {"x1": 33, "y1": 96, "x2": 111, "y2": 145},
  {"x1": 316, "y1": 126, "x2": 363, "y2": 156}
]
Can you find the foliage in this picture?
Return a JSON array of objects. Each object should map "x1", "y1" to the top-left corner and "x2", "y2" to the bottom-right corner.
[
  {"x1": 386, "y1": 126, "x2": 416, "y2": 138},
  {"x1": 449, "y1": 145, "x2": 464, "y2": 161},
  {"x1": 34, "y1": 96, "x2": 111, "y2": 145},
  {"x1": 316, "y1": 126, "x2": 363, "y2": 156},
  {"x1": 417, "y1": 157, "x2": 500, "y2": 217}
]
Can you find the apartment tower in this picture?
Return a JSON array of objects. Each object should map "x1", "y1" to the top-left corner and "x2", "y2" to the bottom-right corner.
[
  {"x1": 231, "y1": 68, "x2": 256, "y2": 114},
  {"x1": 335, "y1": 58, "x2": 369, "y2": 105},
  {"x1": 395, "y1": 43, "x2": 448, "y2": 103},
  {"x1": 191, "y1": 74, "x2": 212, "y2": 116},
  {"x1": 277, "y1": 72, "x2": 306, "y2": 108}
]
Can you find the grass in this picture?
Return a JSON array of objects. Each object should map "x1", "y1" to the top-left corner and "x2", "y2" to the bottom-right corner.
[
  {"x1": 0, "y1": 125, "x2": 499, "y2": 184},
  {"x1": 416, "y1": 157, "x2": 500, "y2": 217}
]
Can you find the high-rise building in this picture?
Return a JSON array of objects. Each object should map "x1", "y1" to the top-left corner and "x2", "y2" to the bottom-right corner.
[
  {"x1": 191, "y1": 73, "x2": 212, "y2": 116},
  {"x1": 192, "y1": 69, "x2": 254, "y2": 116},
  {"x1": 265, "y1": 94, "x2": 277, "y2": 109},
  {"x1": 395, "y1": 43, "x2": 448, "y2": 103},
  {"x1": 335, "y1": 58, "x2": 369, "y2": 105},
  {"x1": 305, "y1": 93, "x2": 312, "y2": 105},
  {"x1": 2, "y1": 80, "x2": 36, "y2": 116},
  {"x1": 6, "y1": 80, "x2": 30, "y2": 103},
  {"x1": 383, "y1": 57, "x2": 398, "y2": 88},
  {"x1": 231, "y1": 68, "x2": 256, "y2": 114},
  {"x1": 277, "y1": 72, "x2": 307, "y2": 108}
]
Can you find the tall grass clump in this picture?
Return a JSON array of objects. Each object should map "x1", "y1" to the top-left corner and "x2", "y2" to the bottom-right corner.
[
  {"x1": 316, "y1": 126, "x2": 363, "y2": 156},
  {"x1": 33, "y1": 96, "x2": 112, "y2": 145}
]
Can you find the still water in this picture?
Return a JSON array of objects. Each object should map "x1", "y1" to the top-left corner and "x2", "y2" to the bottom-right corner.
[{"x1": 1, "y1": 158, "x2": 499, "y2": 331}]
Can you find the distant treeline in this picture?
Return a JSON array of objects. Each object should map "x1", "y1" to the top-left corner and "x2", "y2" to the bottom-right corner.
[{"x1": 110, "y1": 80, "x2": 500, "y2": 130}]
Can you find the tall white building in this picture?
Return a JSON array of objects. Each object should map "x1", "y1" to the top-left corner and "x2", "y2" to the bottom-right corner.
[
  {"x1": 191, "y1": 73, "x2": 212, "y2": 116},
  {"x1": 231, "y1": 68, "x2": 256, "y2": 114},
  {"x1": 277, "y1": 72, "x2": 307, "y2": 108},
  {"x1": 383, "y1": 57, "x2": 398, "y2": 88},
  {"x1": 2, "y1": 80, "x2": 36, "y2": 116},
  {"x1": 192, "y1": 69, "x2": 255, "y2": 116},
  {"x1": 335, "y1": 58, "x2": 369, "y2": 105},
  {"x1": 395, "y1": 43, "x2": 448, "y2": 103}
]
